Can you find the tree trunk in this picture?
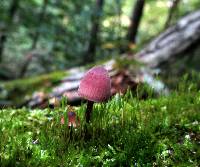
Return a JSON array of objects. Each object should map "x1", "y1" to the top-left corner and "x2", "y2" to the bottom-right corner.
[
  {"x1": 18, "y1": 53, "x2": 34, "y2": 78},
  {"x1": 164, "y1": 0, "x2": 181, "y2": 29},
  {"x1": 127, "y1": 0, "x2": 145, "y2": 44},
  {"x1": 135, "y1": 10, "x2": 200, "y2": 67},
  {"x1": 18, "y1": 0, "x2": 49, "y2": 78},
  {"x1": 31, "y1": 0, "x2": 48, "y2": 50},
  {"x1": 0, "y1": 35, "x2": 6, "y2": 62},
  {"x1": 0, "y1": 0, "x2": 19, "y2": 62},
  {"x1": 83, "y1": 0, "x2": 104, "y2": 64}
]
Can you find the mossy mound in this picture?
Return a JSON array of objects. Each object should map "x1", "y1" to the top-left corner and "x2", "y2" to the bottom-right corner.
[
  {"x1": 0, "y1": 71, "x2": 67, "y2": 107},
  {"x1": 0, "y1": 82, "x2": 199, "y2": 166}
]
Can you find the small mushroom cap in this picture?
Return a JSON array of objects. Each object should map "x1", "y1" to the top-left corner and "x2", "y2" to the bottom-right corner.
[
  {"x1": 78, "y1": 66, "x2": 111, "y2": 102},
  {"x1": 68, "y1": 111, "x2": 77, "y2": 127}
]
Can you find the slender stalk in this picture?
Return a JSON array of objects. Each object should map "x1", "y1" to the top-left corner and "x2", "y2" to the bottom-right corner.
[{"x1": 85, "y1": 101, "x2": 94, "y2": 123}]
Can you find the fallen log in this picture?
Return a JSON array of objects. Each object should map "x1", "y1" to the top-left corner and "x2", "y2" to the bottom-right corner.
[
  {"x1": 135, "y1": 10, "x2": 200, "y2": 67},
  {"x1": 27, "y1": 59, "x2": 167, "y2": 108},
  {"x1": 27, "y1": 10, "x2": 200, "y2": 108}
]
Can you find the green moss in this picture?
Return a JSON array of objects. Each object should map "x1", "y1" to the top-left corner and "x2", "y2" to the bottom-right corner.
[
  {"x1": 115, "y1": 57, "x2": 144, "y2": 70},
  {"x1": 0, "y1": 80, "x2": 200, "y2": 166},
  {"x1": 0, "y1": 71, "x2": 68, "y2": 106}
]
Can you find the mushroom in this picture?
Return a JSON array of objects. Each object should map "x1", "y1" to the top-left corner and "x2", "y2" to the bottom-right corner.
[
  {"x1": 61, "y1": 110, "x2": 80, "y2": 128},
  {"x1": 68, "y1": 111, "x2": 78, "y2": 127},
  {"x1": 78, "y1": 66, "x2": 111, "y2": 123}
]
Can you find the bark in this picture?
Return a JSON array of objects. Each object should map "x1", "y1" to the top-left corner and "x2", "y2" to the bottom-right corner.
[
  {"x1": 164, "y1": 0, "x2": 181, "y2": 29},
  {"x1": 127, "y1": 0, "x2": 145, "y2": 43},
  {"x1": 0, "y1": 0, "x2": 19, "y2": 61},
  {"x1": 83, "y1": 0, "x2": 104, "y2": 64},
  {"x1": 135, "y1": 10, "x2": 200, "y2": 67},
  {"x1": 31, "y1": 0, "x2": 48, "y2": 49}
]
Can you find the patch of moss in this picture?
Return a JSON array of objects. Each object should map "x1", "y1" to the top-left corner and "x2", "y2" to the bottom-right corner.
[
  {"x1": 0, "y1": 80, "x2": 199, "y2": 166},
  {"x1": 115, "y1": 57, "x2": 144, "y2": 70},
  {"x1": 0, "y1": 71, "x2": 68, "y2": 106}
]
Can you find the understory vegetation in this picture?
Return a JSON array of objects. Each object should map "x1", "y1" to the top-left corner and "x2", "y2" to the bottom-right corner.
[
  {"x1": 0, "y1": 80, "x2": 199, "y2": 166},
  {"x1": 0, "y1": 1, "x2": 200, "y2": 166}
]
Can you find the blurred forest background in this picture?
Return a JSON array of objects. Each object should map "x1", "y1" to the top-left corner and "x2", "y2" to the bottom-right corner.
[{"x1": 0, "y1": 0, "x2": 200, "y2": 107}]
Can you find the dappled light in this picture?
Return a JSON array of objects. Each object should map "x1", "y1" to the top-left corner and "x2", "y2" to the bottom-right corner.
[{"x1": 0, "y1": 0, "x2": 200, "y2": 166}]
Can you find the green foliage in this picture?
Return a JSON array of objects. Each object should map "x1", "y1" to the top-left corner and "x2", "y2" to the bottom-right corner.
[
  {"x1": 1, "y1": 0, "x2": 200, "y2": 77},
  {"x1": 0, "y1": 81, "x2": 199, "y2": 166}
]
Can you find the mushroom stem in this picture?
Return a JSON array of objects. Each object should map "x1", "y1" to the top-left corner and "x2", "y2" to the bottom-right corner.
[{"x1": 85, "y1": 100, "x2": 94, "y2": 123}]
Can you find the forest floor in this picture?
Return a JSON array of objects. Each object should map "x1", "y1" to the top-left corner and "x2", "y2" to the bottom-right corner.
[
  {"x1": 0, "y1": 82, "x2": 199, "y2": 166},
  {"x1": 0, "y1": 71, "x2": 67, "y2": 107}
]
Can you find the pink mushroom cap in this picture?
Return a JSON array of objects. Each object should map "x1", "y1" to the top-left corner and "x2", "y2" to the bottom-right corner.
[{"x1": 78, "y1": 66, "x2": 111, "y2": 102}]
